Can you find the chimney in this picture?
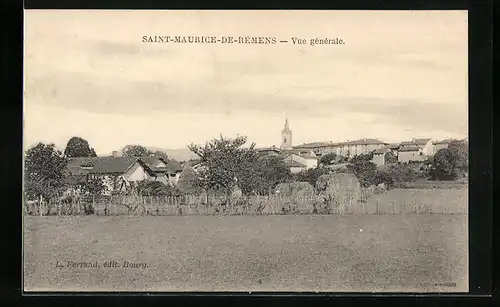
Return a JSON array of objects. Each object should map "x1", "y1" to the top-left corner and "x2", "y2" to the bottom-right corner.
[{"x1": 112, "y1": 151, "x2": 118, "y2": 157}]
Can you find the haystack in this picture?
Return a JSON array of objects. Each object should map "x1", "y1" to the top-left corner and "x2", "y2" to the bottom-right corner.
[
  {"x1": 315, "y1": 173, "x2": 361, "y2": 214},
  {"x1": 275, "y1": 181, "x2": 315, "y2": 198},
  {"x1": 274, "y1": 181, "x2": 316, "y2": 214}
]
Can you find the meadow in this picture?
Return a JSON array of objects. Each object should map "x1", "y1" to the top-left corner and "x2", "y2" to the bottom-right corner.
[{"x1": 24, "y1": 187, "x2": 468, "y2": 292}]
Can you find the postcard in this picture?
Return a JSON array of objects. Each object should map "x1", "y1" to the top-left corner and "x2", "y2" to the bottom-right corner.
[{"x1": 23, "y1": 10, "x2": 468, "y2": 292}]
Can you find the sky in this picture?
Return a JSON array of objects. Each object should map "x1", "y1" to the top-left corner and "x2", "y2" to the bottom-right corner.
[{"x1": 24, "y1": 10, "x2": 468, "y2": 155}]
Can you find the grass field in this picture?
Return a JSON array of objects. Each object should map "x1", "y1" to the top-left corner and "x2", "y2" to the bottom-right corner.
[{"x1": 24, "y1": 213, "x2": 468, "y2": 292}]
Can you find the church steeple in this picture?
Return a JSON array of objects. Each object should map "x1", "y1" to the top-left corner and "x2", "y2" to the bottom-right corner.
[
  {"x1": 281, "y1": 118, "x2": 293, "y2": 150},
  {"x1": 283, "y1": 118, "x2": 290, "y2": 131}
]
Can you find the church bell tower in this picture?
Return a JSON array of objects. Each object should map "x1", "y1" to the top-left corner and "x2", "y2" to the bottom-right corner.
[{"x1": 281, "y1": 118, "x2": 293, "y2": 150}]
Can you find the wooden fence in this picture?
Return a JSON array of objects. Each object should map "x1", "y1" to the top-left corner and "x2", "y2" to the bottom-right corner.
[{"x1": 24, "y1": 189, "x2": 467, "y2": 216}]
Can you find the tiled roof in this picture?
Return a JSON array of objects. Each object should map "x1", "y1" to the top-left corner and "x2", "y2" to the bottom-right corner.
[
  {"x1": 293, "y1": 142, "x2": 334, "y2": 149},
  {"x1": 66, "y1": 157, "x2": 139, "y2": 175},
  {"x1": 140, "y1": 156, "x2": 168, "y2": 172},
  {"x1": 256, "y1": 147, "x2": 281, "y2": 152},
  {"x1": 398, "y1": 145, "x2": 421, "y2": 152},
  {"x1": 373, "y1": 147, "x2": 391, "y2": 154},
  {"x1": 388, "y1": 143, "x2": 400, "y2": 149},
  {"x1": 285, "y1": 160, "x2": 307, "y2": 168},
  {"x1": 413, "y1": 138, "x2": 431, "y2": 145},
  {"x1": 339, "y1": 138, "x2": 387, "y2": 146},
  {"x1": 166, "y1": 160, "x2": 183, "y2": 173}
]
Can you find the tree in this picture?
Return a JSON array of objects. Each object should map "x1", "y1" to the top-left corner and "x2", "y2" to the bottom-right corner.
[
  {"x1": 188, "y1": 135, "x2": 260, "y2": 199},
  {"x1": 64, "y1": 137, "x2": 97, "y2": 157},
  {"x1": 177, "y1": 165, "x2": 202, "y2": 195},
  {"x1": 384, "y1": 151, "x2": 397, "y2": 164},
  {"x1": 253, "y1": 155, "x2": 292, "y2": 195},
  {"x1": 24, "y1": 143, "x2": 68, "y2": 200},
  {"x1": 151, "y1": 150, "x2": 169, "y2": 162},
  {"x1": 347, "y1": 153, "x2": 377, "y2": 187},
  {"x1": 320, "y1": 153, "x2": 338, "y2": 166},
  {"x1": 428, "y1": 140, "x2": 468, "y2": 180},
  {"x1": 294, "y1": 167, "x2": 331, "y2": 188},
  {"x1": 122, "y1": 145, "x2": 151, "y2": 157}
]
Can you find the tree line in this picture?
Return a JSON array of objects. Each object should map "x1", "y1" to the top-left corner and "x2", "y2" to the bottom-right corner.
[{"x1": 24, "y1": 135, "x2": 468, "y2": 202}]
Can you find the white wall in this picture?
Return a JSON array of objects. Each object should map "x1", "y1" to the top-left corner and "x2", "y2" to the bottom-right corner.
[
  {"x1": 372, "y1": 153, "x2": 385, "y2": 166},
  {"x1": 398, "y1": 150, "x2": 425, "y2": 163},
  {"x1": 124, "y1": 162, "x2": 150, "y2": 181}
]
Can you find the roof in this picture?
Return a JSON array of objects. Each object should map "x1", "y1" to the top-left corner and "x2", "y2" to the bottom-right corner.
[
  {"x1": 140, "y1": 156, "x2": 168, "y2": 172},
  {"x1": 283, "y1": 153, "x2": 319, "y2": 160},
  {"x1": 284, "y1": 160, "x2": 307, "y2": 168},
  {"x1": 398, "y1": 145, "x2": 421, "y2": 152},
  {"x1": 388, "y1": 143, "x2": 400, "y2": 149},
  {"x1": 373, "y1": 147, "x2": 391, "y2": 154},
  {"x1": 339, "y1": 138, "x2": 387, "y2": 146},
  {"x1": 66, "y1": 157, "x2": 139, "y2": 175},
  {"x1": 166, "y1": 160, "x2": 183, "y2": 173},
  {"x1": 294, "y1": 138, "x2": 387, "y2": 148},
  {"x1": 413, "y1": 138, "x2": 432, "y2": 145},
  {"x1": 293, "y1": 142, "x2": 334, "y2": 149},
  {"x1": 256, "y1": 147, "x2": 281, "y2": 153},
  {"x1": 433, "y1": 139, "x2": 454, "y2": 145}
]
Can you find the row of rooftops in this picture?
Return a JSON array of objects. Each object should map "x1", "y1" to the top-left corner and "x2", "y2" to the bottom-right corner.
[
  {"x1": 292, "y1": 138, "x2": 459, "y2": 149},
  {"x1": 66, "y1": 156, "x2": 183, "y2": 176}
]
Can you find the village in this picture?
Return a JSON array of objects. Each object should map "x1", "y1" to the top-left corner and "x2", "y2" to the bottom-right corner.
[{"x1": 53, "y1": 118, "x2": 465, "y2": 197}]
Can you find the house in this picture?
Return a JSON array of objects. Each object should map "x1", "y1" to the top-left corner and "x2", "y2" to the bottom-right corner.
[
  {"x1": 433, "y1": 139, "x2": 455, "y2": 154},
  {"x1": 165, "y1": 159, "x2": 183, "y2": 186},
  {"x1": 282, "y1": 153, "x2": 318, "y2": 170},
  {"x1": 397, "y1": 145, "x2": 425, "y2": 163},
  {"x1": 292, "y1": 142, "x2": 336, "y2": 156},
  {"x1": 387, "y1": 143, "x2": 400, "y2": 155},
  {"x1": 140, "y1": 156, "x2": 183, "y2": 186},
  {"x1": 334, "y1": 138, "x2": 388, "y2": 158},
  {"x1": 400, "y1": 138, "x2": 434, "y2": 156},
  {"x1": 140, "y1": 156, "x2": 170, "y2": 185},
  {"x1": 284, "y1": 160, "x2": 309, "y2": 174},
  {"x1": 256, "y1": 146, "x2": 281, "y2": 156},
  {"x1": 66, "y1": 156, "x2": 154, "y2": 195},
  {"x1": 372, "y1": 147, "x2": 391, "y2": 166}
]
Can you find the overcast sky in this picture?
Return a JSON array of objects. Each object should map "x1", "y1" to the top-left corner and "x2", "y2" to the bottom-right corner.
[{"x1": 24, "y1": 10, "x2": 468, "y2": 155}]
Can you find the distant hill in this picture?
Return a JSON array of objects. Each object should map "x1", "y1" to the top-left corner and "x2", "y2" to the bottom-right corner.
[{"x1": 148, "y1": 147, "x2": 198, "y2": 162}]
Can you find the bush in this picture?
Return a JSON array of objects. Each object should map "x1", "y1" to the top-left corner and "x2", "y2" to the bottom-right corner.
[{"x1": 136, "y1": 180, "x2": 181, "y2": 196}]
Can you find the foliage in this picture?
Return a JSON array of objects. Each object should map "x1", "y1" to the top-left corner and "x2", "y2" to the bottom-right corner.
[
  {"x1": 293, "y1": 167, "x2": 331, "y2": 188},
  {"x1": 122, "y1": 145, "x2": 151, "y2": 157},
  {"x1": 347, "y1": 153, "x2": 377, "y2": 187},
  {"x1": 253, "y1": 155, "x2": 292, "y2": 195},
  {"x1": 384, "y1": 151, "x2": 398, "y2": 164},
  {"x1": 427, "y1": 140, "x2": 468, "y2": 180},
  {"x1": 320, "y1": 153, "x2": 336, "y2": 165},
  {"x1": 188, "y1": 135, "x2": 260, "y2": 197},
  {"x1": 64, "y1": 136, "x2": 97, "y2": 157},
  {"x1": 73, "y1": 175, "x2": 107, "y2": 195},
  {"x1": 151, "y1": 150, "x2": 169, "y2": 162},
  {"x1": 24, "y1": 143, "x2": 68, "y2": 200},
  {"x1": 177, "y1": 166, "x2": 203, "y2": 195},
  {"x1": 372, "y1": 164, "x2": 417, "y2": 188},
  {"x1": 136, "y1": 180, "x2": 180, "y2": 196}
]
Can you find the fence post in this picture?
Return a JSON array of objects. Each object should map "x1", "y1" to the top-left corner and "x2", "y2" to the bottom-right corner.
[
  {"x1": 376, "y1": 199, "x2": 379, "y2": 215},
  {"x1": 392, "y1": 201, "x2": 396, "y2": 215},
  {"x1": 39, "y1": 195, "x2": 43, "y2": 217}
]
